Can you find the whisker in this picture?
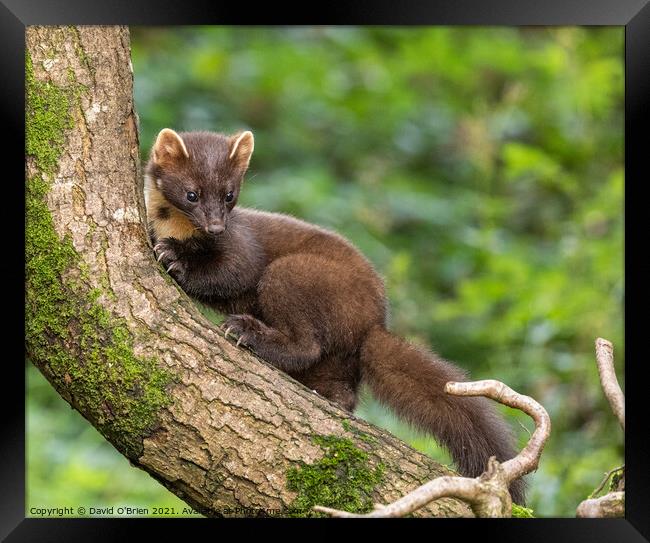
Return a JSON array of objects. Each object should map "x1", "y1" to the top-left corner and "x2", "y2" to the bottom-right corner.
[{"x1": 176, "y1": 208, "x2": 195, "y2": 220}]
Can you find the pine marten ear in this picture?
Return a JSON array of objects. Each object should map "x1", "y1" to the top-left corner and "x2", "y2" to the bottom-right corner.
[
  {"x1": 228, "y1": 130, "x2": 254, "y2": 172},
  {"x1": 152, "y1": 128, "x2": 189, "y2": 164}
]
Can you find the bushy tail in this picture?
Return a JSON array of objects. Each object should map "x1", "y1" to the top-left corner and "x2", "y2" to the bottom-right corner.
[{"x1": 360, "y1": 325, "x2": 526, "y2": 505}]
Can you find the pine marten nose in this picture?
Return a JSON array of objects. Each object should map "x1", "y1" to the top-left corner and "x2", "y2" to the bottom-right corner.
[{"x1": 206, "y1": 223, "x2": 225, "y2": 235}]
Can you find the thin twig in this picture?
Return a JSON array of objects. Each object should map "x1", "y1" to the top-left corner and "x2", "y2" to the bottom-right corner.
[
  {"x1": 589, "y1": 465, "x2": 625, "y2": 499},
  {"x1": 314, "y1": 476, "x2": 483, "y2": 518},
  {"x1": 517, "y1": 419, "x2": 532, "y2": 438}
]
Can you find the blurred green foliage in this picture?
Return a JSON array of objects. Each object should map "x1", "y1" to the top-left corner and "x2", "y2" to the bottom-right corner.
[{"x1": 28, "y1": 26, "x2": 623, "y2": 517}]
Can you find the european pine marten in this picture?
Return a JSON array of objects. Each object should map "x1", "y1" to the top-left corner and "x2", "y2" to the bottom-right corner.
[{"x1": 144, "y1": 128, "x2": 526, "y2": 504}]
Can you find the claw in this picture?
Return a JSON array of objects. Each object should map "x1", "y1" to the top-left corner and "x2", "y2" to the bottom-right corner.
[
  {"x1": 154, "y1": 243, "x2": 163, "y2": 253},
  {"x1": 236, "y1": 335, "x2": 244, "y2": 348},
  {"x1": 166, "y1": 262, "x2": 178, "y2": 274},
  {"x1": 157, "y1": 251, "x2": 167, "y2": 262},
  {"x1": 224, "y1": 326, "x2": 233, "y2": 339}
]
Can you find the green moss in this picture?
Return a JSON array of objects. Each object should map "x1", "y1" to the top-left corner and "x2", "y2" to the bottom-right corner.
[
  {"x1": 511, "y1": 503, "x2": 535, "y2": 518},
  {"x1": 285, "y1": 434, "x2": 385, "y2": 517},
  {"x1": 25, "y1": 53, "x2": 74, "y2": 175},
  {"x1": 26, "y1": 172, "x2": 173, "y2": 459},
  {"x1": 25, "y1": 49, "x2": 173, "y2": 460},
  {"x1": 609, "y1": 469, "x2": 624, "y2": 492}
]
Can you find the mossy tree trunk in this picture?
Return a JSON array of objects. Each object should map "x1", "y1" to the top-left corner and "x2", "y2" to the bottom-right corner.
[{"x1": 25, "y1": 25, "x2": 473, "y2": 518}]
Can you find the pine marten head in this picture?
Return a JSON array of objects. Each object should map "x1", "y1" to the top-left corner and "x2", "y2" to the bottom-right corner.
[{"x1": 144, "y1": 128, "x2": 254, "y2": 240}]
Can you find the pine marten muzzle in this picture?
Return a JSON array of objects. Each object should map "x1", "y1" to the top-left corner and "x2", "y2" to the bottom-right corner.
[{"x1": 144, "y1": 127, "x2": 527, "y2": 504}]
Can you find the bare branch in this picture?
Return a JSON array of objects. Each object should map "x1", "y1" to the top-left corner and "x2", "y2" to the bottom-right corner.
[
  {"x1": 446, "y1": 380, "x2": 551, "y2": 482},
  {"x1": 576, "y1": 491, "x2": 625, "y2": 518},
  {"x1": 595, "y1": 338, "x2": 625, "y2": 431},
  {"x1": 315, "y1": 379, "x2": 551, "y2": 518},
  {"x1": 575, "y1": 339, "x2": 625, "y2": 518}
]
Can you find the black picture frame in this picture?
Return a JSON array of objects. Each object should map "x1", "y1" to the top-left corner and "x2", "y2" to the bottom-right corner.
[{"x1": 6, "y1": 1, "x2": 649, "y2": 540}]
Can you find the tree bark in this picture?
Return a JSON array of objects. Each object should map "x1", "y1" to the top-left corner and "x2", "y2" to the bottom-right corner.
[{"x1": 25, "y1": 25, "x2": 472, "y2": 518}]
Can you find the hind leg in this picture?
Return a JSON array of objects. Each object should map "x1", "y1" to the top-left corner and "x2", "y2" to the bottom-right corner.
[
  {"x1": 290, "y1": 354, "x2": 361, "y2": 412},
  {"x1": 224, "y1": 311, "x2": 361, "y2": 411}
]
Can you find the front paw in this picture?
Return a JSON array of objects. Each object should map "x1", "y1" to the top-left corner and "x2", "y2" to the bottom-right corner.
[
  {"x1": 222, "y1": 314, "x2": 266, "y2": 348},
  {"x1": 154, "y1": 238, "x2": 187, "y2": 282}
]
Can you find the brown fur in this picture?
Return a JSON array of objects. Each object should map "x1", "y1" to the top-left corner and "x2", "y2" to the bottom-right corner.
[{"x1": 144, "y1": 128, "x2": 526, "y2": 504}]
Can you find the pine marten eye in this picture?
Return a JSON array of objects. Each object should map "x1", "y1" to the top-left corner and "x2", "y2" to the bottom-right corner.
[
  {"x1": 225, "y1": 191, "x2": 234, "y2": 203},
  {"x1": 187, "y1": 191, "x2": 198, "y2": 202}
]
